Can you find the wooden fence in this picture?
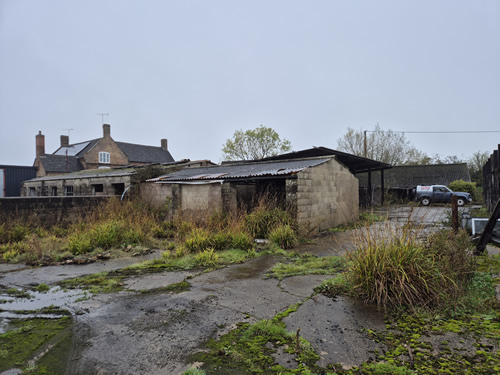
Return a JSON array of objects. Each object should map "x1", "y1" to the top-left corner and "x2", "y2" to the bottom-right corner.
[{"x1": 483, "y1": 144, "x2": 500, "y2": 212}]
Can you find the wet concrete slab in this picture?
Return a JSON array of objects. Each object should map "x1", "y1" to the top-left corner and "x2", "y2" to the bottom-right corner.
[
  {"x1": 64, "y1": 252, "x2": 388, "y2": 375},
  {"x1": 187, "y1": 255, "x2": 302, "y2": 319},
  {"x1": 279, "y1": 274, "x2": 332, "y2": 297},
  {"x1": 282, "y1": 295, "x2": 386, "y2": 369},
  {"x1": 124, "y1": 271, "x2": 193, "y2": 291}
]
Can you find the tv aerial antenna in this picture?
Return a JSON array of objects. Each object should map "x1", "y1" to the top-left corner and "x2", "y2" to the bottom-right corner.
[
  {"x1": 97, "y1": 113, "x2": 109, "y2": 124},
  {"x1": 63, "y1": 128, "x2": 73, "y2": 136}
]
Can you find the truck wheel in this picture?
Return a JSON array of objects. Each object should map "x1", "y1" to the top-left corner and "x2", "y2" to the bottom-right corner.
[
  {"x1": 457, "y1": 198, "x2": 465, "y2": 206},
  {"x1": 421, "y1": 197, "x2": 431, "y2": 206}
]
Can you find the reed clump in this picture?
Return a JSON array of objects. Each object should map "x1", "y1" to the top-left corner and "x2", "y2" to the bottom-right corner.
[{"x1": 346, "y1": 219, "x2": 476, "y2": 311}]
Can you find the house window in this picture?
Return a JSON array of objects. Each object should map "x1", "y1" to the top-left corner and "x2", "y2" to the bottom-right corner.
[
  {"x1": 29, "y1": 187, "x2": 36, "y2": 196},
  {"x1": 64, "y1": 185, "x2": 74, "y2": 196},
  {"x1": 99, "y1": 152, "x2": 110, "y2": 164},
  {"x1": 92, "y1": 184, "x2": 104, "y2": 194},
  {"x1": 51, "y1": 186, "x2": 58, "y2": 196}
]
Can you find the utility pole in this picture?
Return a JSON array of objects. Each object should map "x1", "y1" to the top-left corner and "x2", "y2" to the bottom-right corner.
[{"x1": 364, "y1": 130, "x2": 367, "y2": 158}]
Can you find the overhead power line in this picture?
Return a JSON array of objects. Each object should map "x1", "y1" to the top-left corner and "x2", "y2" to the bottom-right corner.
[
  {"x1": 362, "y1": 129, "x2": 500, "y2": 157},
  {"x1": 366, "y1": 130, "x2": 500, "y2": 134}
]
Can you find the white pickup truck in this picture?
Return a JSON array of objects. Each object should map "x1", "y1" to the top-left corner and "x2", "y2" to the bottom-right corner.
[{"x1": 415, "y1": 185, "x2": 472, "y2": 207}]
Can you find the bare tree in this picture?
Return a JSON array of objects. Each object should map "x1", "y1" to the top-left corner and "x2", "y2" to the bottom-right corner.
[{"x1": 337, "y1": 124, "x2": 428, "y2": 165}]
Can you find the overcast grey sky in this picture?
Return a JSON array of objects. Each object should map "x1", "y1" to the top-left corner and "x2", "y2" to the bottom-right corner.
[{"x1": 1, "y1": 0, "x2": 499, "y2": 166}]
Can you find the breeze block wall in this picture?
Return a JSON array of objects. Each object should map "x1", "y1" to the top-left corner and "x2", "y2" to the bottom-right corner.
[
  {"x1": 294, "y1": 157, "x2": 358, "y2": 232},
  {"x1": 140, "y1": 182, "x2": 224, "y2": 220}
]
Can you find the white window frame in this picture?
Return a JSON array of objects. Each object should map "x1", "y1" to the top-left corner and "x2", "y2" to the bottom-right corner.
[
  {"x1": 99, "y1": 151, "x2": 110, "y2": 164},
  {"x1": 64, "y1": 185, "x2": 74, "y2": 196}
]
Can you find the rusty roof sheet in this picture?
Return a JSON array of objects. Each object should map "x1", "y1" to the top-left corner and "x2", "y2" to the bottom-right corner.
[{"x1": 148, "y1": 158, "x2": 331, "y2": 182}]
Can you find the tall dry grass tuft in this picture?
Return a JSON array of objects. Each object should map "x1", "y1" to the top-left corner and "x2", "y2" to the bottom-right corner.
[{"x1": 346, "y1": 216, "x2": 476, "y2": 310}]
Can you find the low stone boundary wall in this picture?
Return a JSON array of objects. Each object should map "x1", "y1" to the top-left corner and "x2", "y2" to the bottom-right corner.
[{"x1": 0, "y1": 196, "x2": 114, "y2": 225}]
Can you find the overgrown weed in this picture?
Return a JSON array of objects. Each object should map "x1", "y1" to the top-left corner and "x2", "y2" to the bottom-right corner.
[{"x1": 1, "y1": 195, "x2": 299, "y2": 265}]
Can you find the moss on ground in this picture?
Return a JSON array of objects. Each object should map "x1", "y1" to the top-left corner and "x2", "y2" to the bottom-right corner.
[{"x1": 0, "y1": 316, "x2": 72, "y2": 373}]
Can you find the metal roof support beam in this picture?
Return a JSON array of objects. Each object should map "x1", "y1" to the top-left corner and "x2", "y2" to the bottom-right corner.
[{"x1": 368, "y1": 168, "x2": 372, "y2": 207}]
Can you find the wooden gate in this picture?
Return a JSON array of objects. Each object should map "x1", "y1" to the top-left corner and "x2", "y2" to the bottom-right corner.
[{"x1": 483, "y1": 144, "x2": 500, "y2": 213}]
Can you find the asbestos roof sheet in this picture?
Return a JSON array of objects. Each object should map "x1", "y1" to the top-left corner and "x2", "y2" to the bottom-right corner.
[{"x1": 149, "y1": 158, "x2": 331, "y2": 182}]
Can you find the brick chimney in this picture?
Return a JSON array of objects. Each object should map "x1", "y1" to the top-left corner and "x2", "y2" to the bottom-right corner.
[
  {"x1": 161, "y1": 138, "x2": 168, "y2": 150},
  {"x1": 103, "y1": 124, "x2": 111, "y2": 138},
  {"x1": 60, "y1": 135, "x2": 69, "y2": 147},
  {"x1": 36, "y1": 131, "x2": 45, "y2": 157}
]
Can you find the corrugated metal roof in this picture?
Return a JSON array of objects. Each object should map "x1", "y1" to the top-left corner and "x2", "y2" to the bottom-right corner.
[
  {"x1": 149, "y1": 158, "x2": 331, "y2": 182},
  {"x1": 260, "y1": 146, "x2": 392, "y2": 174}
]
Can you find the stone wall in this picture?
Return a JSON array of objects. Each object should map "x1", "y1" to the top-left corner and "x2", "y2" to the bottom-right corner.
[
  {"x1": 295, "y1": 157, "x2": 358, "y2": 232},
  {"x1": 0, "y1": 196, "x2": 111, "y2": 225}
]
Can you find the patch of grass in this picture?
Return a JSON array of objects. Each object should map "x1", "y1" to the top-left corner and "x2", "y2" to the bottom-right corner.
[
  {"x1": 195, "y1": 248, "x2": 220, "y2": 267},
  {"x1": 268, "y1": 224, "x2": 297, "y2": 249},
  {"x1": 267, "y1": 254, "x2": 346, "y2": 280},
  {"x1": 245, "y1": 206, "x2": 295, "y2": 239},
  {"x1": 0, "y1": 316, "x2": 72, "y2": 372},
  {"x1": 58, "y1": 272, "x2": 125, "y2": 294},
  {"x1": 185, "y1": 228, "x2": 213, "y2": 252},
  {"x1": 360, "y1": 362, "x2": 415, "y2": 374},
  {"x1": 33, "y1": 283, "x2": 50, "y2": 293},
  {"x1": 315, "y1": 273, "x2": 351, "y2": 297},
  {"x1": 125, "y1": 248, "x2": 259, "y2": 274},
  {"x1": 6, "y1": 288, "x2": 32, "y2": 299},
  {"x1": 189, "y1": 316, "x2": 321, "y2": 374},
  {"x1": 181, "y1": 369, "x2": 206, "y2": 375}
]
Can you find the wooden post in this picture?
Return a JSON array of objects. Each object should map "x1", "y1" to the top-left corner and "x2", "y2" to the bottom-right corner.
[
  {"x1": 475, "y1": 198, "x2": 500, "y2": 255},
  {"x1": 451, "y1": 195, "x2": 458, "y2": 234},
  {"x1": 380, "y1": 169, "x2": 385, "y2": 206}
]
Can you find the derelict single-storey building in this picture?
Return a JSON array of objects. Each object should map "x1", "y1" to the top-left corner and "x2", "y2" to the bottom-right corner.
[
  {"x1": 22, "y1": 167, "x2": 136, "y2": 197},
  {"x1": 142, "y1": 155, "x2": 361, "y2": 232}
]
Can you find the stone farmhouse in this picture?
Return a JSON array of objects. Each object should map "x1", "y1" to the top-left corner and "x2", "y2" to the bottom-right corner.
[{"x1": 34, "y1": 124, "x2": 174, "y2": 178}]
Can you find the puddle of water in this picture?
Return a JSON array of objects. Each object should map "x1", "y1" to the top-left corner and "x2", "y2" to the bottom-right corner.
[
  {"x1": 223, "y1": 255, "x2": 281, "y2": 280},
  {"x1": 0, "y1": 286, "x2": 86, "y2": 333}
]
